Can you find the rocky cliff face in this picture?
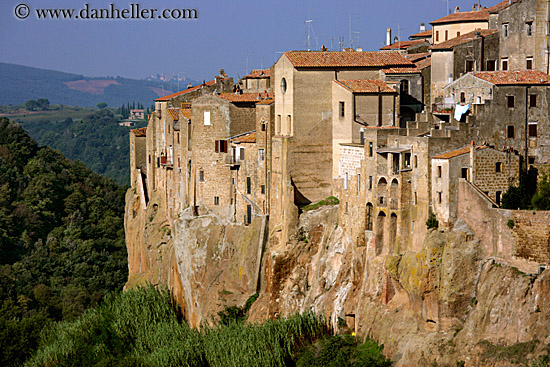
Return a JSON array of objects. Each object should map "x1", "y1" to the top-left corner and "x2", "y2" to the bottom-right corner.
[{"x1": 125, "y1": 191, "x2": 550, "y2": 366}]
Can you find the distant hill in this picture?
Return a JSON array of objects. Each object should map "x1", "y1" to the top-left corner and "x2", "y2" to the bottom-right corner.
[{"x1": 0, "y1": 62, "x2": 197, "y2": 107}]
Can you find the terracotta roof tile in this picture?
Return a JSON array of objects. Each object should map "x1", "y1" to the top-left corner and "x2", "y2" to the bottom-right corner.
[
  {"x1": 406, "y1": 52, "x2": 430, "y2": 62},
  {"x1": 430, "y1": 29, "x2": 498, "y2": 50},
  {"x1": 283, "y1": 51, "x2": 413, "y2": 68},
  {"x1": 167, "y1": 108, "x2": 180, "y2": 121},
  {"x1": 380, "y1": 39, "x2": 428, "y2": 50},
  {"x1": 472, "y1": 70, "x2": 550, "y2": 85},
  {"x1": 487, "y1": 0, "x2": 517, "y2": 13},
  {"x1": 242, "y1": 69, "x2": 270, "y2": 79},
  {"x1": 409, "y1": 29, "x2": 433, "y2": 39},
  {"x1": 415, "y1": 57, "x2": 432, "y2": 69},
  {"x1": 230, "y1": 131, "x2": 256, "y2": 143},
  {"x1": 382, "y1": 67, "x2": 421, "y2": 74},
  {"x1": 218, "y1": 92, "x2": 273, "y2": 103},
  {"x1": 256, "y1": 99, "x2": 274, "y2": 105},
  {"x1": 130, "y1": 127, "x2": 147, "y2": 137},
  {"x1": 155, "y1": 79, "x2": 219, "y2": 101},
  {"x1": 433, "y1": 145, "x2": 488, "y2": 159},
  {"x1": 180, "y1": 108, "x2": 192, "y2": 120},
  {"x1": 431, "y1": 9, "x2": 490, "y2": 25},
  {"x1": 335, "y1": 79, "x2": 396, "y2": 93}
]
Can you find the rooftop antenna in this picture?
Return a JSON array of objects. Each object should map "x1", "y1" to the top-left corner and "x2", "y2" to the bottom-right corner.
[
  {"x1": 305, "y1": 19, "x2": 313, "y2": 51},
  {"x1": 396, "y1": 24, "x2": 405, "y2": 52},
  {"x1": 349, "y1": 13, "x2": 360, "y2": 49}
]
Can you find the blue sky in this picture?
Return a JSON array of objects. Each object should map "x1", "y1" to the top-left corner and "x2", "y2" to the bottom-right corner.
[{"x1": 0, "y1": 0, "x2": 499, "y2": 82}]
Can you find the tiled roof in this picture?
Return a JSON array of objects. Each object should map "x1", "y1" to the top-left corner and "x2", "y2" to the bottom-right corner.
[
  {"x1": 180, "y1": 108, "x2": 192, "y2": 120},
  {"x1": 433, "y1": 145, "x2": 488, "y2": 159},
  {"x1": 256, "y1": 99, "x2": 274, "y2": 105},
  {"x1": 382, "y1": 67, "x2": 421, "y2": 74},
  {"x1": 242, "y1": 69, "x2": 270, "y2": 79},
  {"x1": 155, "y1": 79, "x2": 219, "y2": 101},
  {"x1": 472, "y1": 70, "x2": 550, "y2": 85},
  {"x1": 364, "y1": 126, "x2": 400, "y2": 129},
  {"x1": 230, "y1": 131, "x2": 256, "y2": 143},
  {"x1": 430, "y1": 29, "x2": 498, "y2": 50},
  {"x1": 487, "y1": 0, "x2": 517, "y2": 13},
  {"x1": 335, "y1": 79, "x2": 396, "y2": 93},
  {"x1": 409, "y1": 29, "x2": 433, "y2": 39},
  {"x1": 167, "y1": 108, "x2": 180, "y2": 121},
  {"x1": 430, "y1": 9, "x2": 489, "y2": 25},
  {"x1": 415, "y1": 57, "x2": 431, "y2": 70},
  {"x1": 218, "y1": 92, "x2": 273, "y2": 102},
  {"x1": 283, "y1": 51, "x2": 413, "y2": 68},
  {"x1": 406, "y1": 52, "x2": 430, "y2": 62},
  {"x1": 131, "y1": 127, "x2": 147, "y2": 137},
  {"x1": 380, "y1": 39, "x2": 428, "y2": 50}
]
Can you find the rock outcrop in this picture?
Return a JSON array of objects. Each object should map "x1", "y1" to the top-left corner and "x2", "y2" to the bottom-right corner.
[{"x1": 125, "y1": 191, "x2": 550, "y2": 366}]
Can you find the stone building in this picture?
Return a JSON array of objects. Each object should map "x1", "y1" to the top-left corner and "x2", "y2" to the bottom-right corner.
[
  {"x1": 489, "y1": 0, "x2": 549, "y2": 73},
  {"x1": 430, "y1": 29, "x2": 499, "y2": 106},
  {"x1": 270, "y1": 50, "x2": 419, "y2": 239},
  {"x1": 443, "y1": 70, "x2": 550, "y2": 168},
  {"x1": 430, "y1": 6, "x2": 491, "y2": 45},
  {"x1": 432, "y1": 143, "x2": 520, "y2": 226},
  {"x1": 240, "y1": 69, "x2": 271, "y2": 93}
]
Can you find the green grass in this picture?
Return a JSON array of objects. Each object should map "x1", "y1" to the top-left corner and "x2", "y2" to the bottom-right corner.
[
  {"x1": 2, "y1": 108, "x2": 95, "y2": 123},
  {"x1": 303, "y1": 196, "x2": 340, "y2": 212}
]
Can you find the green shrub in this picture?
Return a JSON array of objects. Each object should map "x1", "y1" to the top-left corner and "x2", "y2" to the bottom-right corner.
[
  {"x1": 303, "y1": 196, "x2": 340, "y2": 211},
  {"x1": 507, "y1": 219, "x2": 515, "y2": 229},
  {"x1": 426, "y1": 212, "x2": 439, "y2": 230}
]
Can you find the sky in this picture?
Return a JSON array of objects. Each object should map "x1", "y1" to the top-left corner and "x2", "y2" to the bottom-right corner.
[{"x1": 0, "y1": 0, "x2": 500, "y2": 83}]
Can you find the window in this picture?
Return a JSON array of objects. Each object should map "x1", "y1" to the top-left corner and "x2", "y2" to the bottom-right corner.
[
  {"x1": 414, "y1": 155, "x2": 418, "y2": 168},
  {"x1": 199, "y1": 170, "x2": 204, "y2": 182},
  {"x1": 368, "y1": 176, "x2": 373, "y2": 191},
  {"x1": 258, "y1": 148, "x2": 265, "y2": 161},
  {"x1": 357, "y1": 174, "x2": 361, "y2": 193},
  {"x1": 344, "y1": 172, "x2": 348, "y2": 190},
  {"x1": 360, "y1": 130, "x2": 365, "y2": 145},
  {"x1": 486, "y1": 60, "x2": 496, "y2": 71},
  {"x1": 280, "y1": 78, "x2": 287, "y2": 94},
  {"x1": 414, "y1": 191, "x2": 417, "y2": 205},
  {"x1": 400, "y1": 80, "x2": 409, "y2": 95},
  {"x1": 437, "y1": 192, "x2": 442, "y2": 204},
  {"x1": 240, "y1": 147, "x2": 245, "y2": 160},
  {"x1": 461, "y1": 167, "x2": 468, "y2": 179},
  {"x1": 530, "y1": 95, "x2": 537, "y2": 107},
  {"x1": 369, "y1": 142, "x2": 373, "y2": 157},
  {"x1": 246, "y1": 177, "x2": 251, "y2": 194},
  {"x1": 503, "y1": 23, "x2": 509, "y2": 37},
  {"x1": 177, "y1": 133, "x2": 180, "y2": 144},
  {"x1": 496, "y1": 162, "x2": 502, "y2": 172},
  {"x1": 466, "y1": 60, "x2": 474, "y2": 72},
  {"x1": 457, "y1": 31, "x2": 460, "y2": 37},
  {"x1": 496, "y1": 191, "x2": 502, "y2": 206},
  {"x1": 501, "y1": 58, "x2": 508, "y2": 71},
  {"x1": 404, "y1": 153, "x2": 411, "y2": 168},
  {"x1": 437, "y1": 165, "x2": 442, "y2": 178},
  {"x1": 526, "y1": 57, "x2": 533, "y2": 70},
  {"x1": 507, "y1": 125, "x2": 515, "y2": 138},
  {"x1": 286, "y1": 115, "x2": 292, "y2": 135},
  {"x1": 246, "y1": 205, "x2": 252, "y2": 225},
  {"x1": 366, "y1": 203, "x2": 373, "y2": 231},
  {"x1": 526, "y1": 22, "x2": 533, "y2": 36},
  {"x1": 214, "y1": 196, "x2": 219, "y2": 205},
  {"x1": 148, "y1": 155, "x2": 151, "y2": 164},
  {"x1": 529, "y1": 123, "x2": 538, "y2": 137},
  {"x1": 276, "y1": 115, "x2": 281, "y2": 135},
  {"x1": 435, "y1": 30, "x2": 439, "y2": 42},
  {"x1": 445, "y1": 30, "x2": 448, "y2": 41},
  {"x1": 345, "y1": 202, "x2": 349, "y2": 214},
  {"x1": 528, "y1": 156, "x2": 536, "y2": 165},
  {"x1": 215, "y1": 140, "x2": 228, "y2": 153},
  {"x1": 204, "y1": 111, "x2": 211, "y2": 125},
  {"x1": 261, "y1": 123, "x2": 266, "y2": 131},
  {"x1": 507, "y1": 95, "x2": 515, "y2": 108},
  {"x1": 340, "y1": 101, "x2": 345, "y2": 118},
  {"x1": 460, "y1": 92, "x2": 466, "y2": 103},
  {"x1": 261, "y1": 185, "x2": 265, "y2": 194}
]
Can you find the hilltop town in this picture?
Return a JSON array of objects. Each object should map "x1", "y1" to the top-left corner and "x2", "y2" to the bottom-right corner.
[{"x1": 125, "y1": 0, "x2": 550, "y2": 365}]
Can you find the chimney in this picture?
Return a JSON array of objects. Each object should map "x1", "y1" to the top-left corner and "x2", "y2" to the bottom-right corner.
[
  {"x1": 386, "y1": 27, "x2": 392, "y2": 46},
  {"x1": 455, "y1": 6, "x2": 460, "y2": 13},
  {"x1": 508, "y1": 0, "x2": 513, "y2": 4},
  {"x1": 420, "y1": 23, "x2": 426, "y2": 32}
]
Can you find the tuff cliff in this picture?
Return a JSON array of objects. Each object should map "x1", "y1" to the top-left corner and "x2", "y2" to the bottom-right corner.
[{"x1": 125, "y1": 191, "x2": 550, "y2": 366}]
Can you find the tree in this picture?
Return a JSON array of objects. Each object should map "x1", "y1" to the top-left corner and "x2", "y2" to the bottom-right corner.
[
  {"x1": 36, "y1": 99, "x2": 50, "y2": 110},
  {"x1": 96, "y1": 102, "x2": 107, "y2": 109},
  {"x1": 532, "y1": 171, "x2": 550, "y2": 210},
  {"x1": 24, "y1": 100, "x2": 38, "y2": 111}
]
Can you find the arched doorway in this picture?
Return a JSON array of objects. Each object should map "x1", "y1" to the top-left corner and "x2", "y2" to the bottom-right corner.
[
  {"x1": 390, "y1": 179, "x2": 399, "y2": 210},
  {"x1": 377, "y1": 178, "x2": 387, "y2": 206}
]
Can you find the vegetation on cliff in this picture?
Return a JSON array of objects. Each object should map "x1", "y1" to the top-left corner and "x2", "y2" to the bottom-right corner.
[
  {"x1": 0, "y1": 118, "x2": 128, "y2": 366},
  {"x1": 28, "y1": 285, "x2": 392, "y2": 367}
]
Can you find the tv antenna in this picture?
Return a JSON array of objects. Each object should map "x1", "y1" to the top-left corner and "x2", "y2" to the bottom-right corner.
[{"x1": 349, "y1": 13, "x2": 360, "y2": 49}]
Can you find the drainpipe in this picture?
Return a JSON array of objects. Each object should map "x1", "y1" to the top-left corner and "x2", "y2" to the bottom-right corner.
[{"x1": 524, "y1": 86, "x2": 529, "y2": 171}]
